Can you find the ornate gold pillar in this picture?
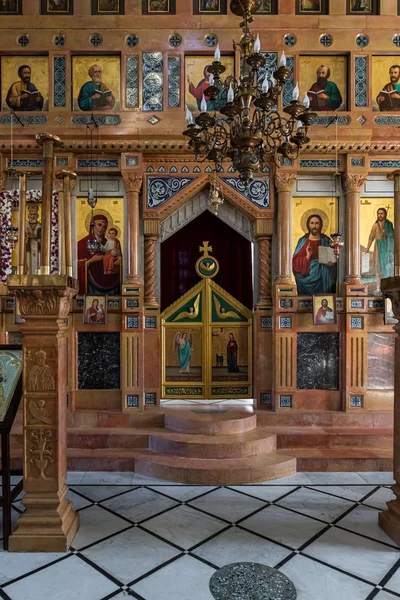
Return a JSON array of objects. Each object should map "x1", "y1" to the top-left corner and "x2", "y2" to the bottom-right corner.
[
  {"x1": 388, "y1": 170, "x2": 400, "y2": 277},
  {"x1": 144, "y1": 219, "x2": 160, "y2": 307},
  {"x1": 36, "y1": 134, "x2": 62, "y2": 275},
  {"x1": 122, "y1": 173, "x2": 143, "y2": 287},
  {"x1": 55, "y1": 171, "x2": 77, "y2": 277},
  {"x1": 7, "y1": 274, "x2": 79, "y2": 552},
  {"x1": 342, "y1": 172, "x2": 368, "y2": 287},
  {"x1": 274, "y1": 172, "x2": 297, "y2": 286},
  {"x1": 379, "y1": 277, "x2": 400, "y2": 545}
]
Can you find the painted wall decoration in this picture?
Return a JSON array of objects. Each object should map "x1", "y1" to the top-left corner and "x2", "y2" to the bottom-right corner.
[
  {"x1": 211, "y1": 327, "x2": 248, "y2": 382},
  {"x1": 165, "y1": 327, "x2": 202, "y2": 382},
  {"x1": 1, "y1": 56, "x2": 49, "y2": 111},
  {"x1": 84, "y1": 295, "x2": 108, "y2": 324},
  {"x1": 347, "y1": 0, "x2": 378, "y2": 14},
  {"x1": 0, "y1": 1, "x2": 21, "y2": 14},
  {"x1": 185, "y1": 54, "x2": 235, "y2": 112},
  {"x1": 360, "y1": 198, "x2": 395, "y2": 294},
  {"x1": 72, "y1": 56, "x2": 120, "y2": 112},
  {"x1": 76, "y1": 197, "x2": 124, "y2": 296},
  {"x1": 142, "y1": 0, "x2": 176, "y2": 13},
  {"x1": 313, "y1": 294, "x2": 337, "y2": 325},
  {"x1": 193, "y1": 0, "x2": 227, "y2": 14},
  {"x1": 92, "y1": 0, "x2": 124, "y2": 14},
  {"x1": 299, "y1": 55, "x2": 347, "y2": 112},
  {"x1": 372, "y1": 57, "x2": 400, "y2": 112},
  {"x1": 292, "y1": 197, "x2": 338, "y2": 296},
  {"x1": 41, "y1": 0, "x2": 73, "y2": 14},
  {"x1": 296, "y1": 0, "x2": 329, "y2": 14}
]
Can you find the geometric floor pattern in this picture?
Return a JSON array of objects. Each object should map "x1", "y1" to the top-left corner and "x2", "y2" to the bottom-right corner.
[{"x1": 0, "y1": 472, "x2": 399, "y2": 600}]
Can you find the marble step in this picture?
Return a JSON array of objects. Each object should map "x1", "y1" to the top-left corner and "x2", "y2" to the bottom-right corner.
[
  {"x1": 148, "y1": 429, "x2": 276, "y2": 458},
  {"x1": 265, "y1": 427, "x2": 393, "y2": 449},
  {"x1": 258, "y1": 410, "x2": 393, "y2": 428},
  {"x1": 164, "y1": 408, "x2": 257, "y2": 435},
  {"x1": 134, "y1": 451, "x2": 297, "y2": 484},
  {"x1": 67, "y1": 409, "x2": 164, "y2": 429},
  {"x1": 279, "y1": 447, "x2": 393, "y2": 472}
]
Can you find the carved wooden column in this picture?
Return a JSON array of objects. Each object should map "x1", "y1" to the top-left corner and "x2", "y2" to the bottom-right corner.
[
  {"x1": 144, "y1": 219, "x2": 160, "y2": 307},
  {"x1": 55, "y1": 171, "x2": 77, "y2": 277},
  {"x1": 380, "y1": 277, "x2": 400, "y2": 545},
  {"x1": 274, "y1": 172, "x2": 297, "y2": 286},
  {"x1": 7, "y1": 274, "x2": 79, "y2": 551},
  {"x1": 36, "y1": 134, "x2": 62, "y2": 275},
  {"x1": 17, "y1": 172, "x2": 31, "y2": 276},
  {"x1": 122, "y1": 173, "x2": 143, "y2": 287},
  {"x1": 342, "y1": 172, "x2": 368, "y2": 288},
  {"x1": 388, "y1": 170, "x2": 400, "y2": 277}
]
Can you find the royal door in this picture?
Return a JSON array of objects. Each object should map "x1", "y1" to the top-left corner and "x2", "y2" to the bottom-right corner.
[{"x1": 161, "y1": 242, "x2": 252, "y2": 400}]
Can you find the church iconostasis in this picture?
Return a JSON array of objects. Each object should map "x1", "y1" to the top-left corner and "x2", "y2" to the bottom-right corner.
[
  {"x1": 72, "y1": 56, "x2": 120, "y2": 112},
  {"x1": 1, "y1": 56, "x2": 49, "y2": 112},
  {"x1": 299, "y1": 55, "x2": 348, "y2": 112},
  {"x1": 75, "y1": 197, "x2": 124, "y2": 296},
  {"x1": 372, "y1": 57, "x2": 400, "y2": 112}
]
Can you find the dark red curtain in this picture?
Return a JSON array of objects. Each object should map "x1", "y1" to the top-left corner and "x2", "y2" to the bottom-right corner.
[{"x1": 161, "y1": 211, "x2": 253, "y2": 312}]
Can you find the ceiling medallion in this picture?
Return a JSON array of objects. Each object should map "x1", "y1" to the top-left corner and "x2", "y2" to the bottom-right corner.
[{"x1": 183, "y1": 0, "x2": 316, "y2": 188}]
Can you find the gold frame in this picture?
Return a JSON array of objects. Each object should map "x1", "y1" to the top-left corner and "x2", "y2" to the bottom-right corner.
[{"x1": 161, "y1": 277, "x2": 252, "y2": 400}]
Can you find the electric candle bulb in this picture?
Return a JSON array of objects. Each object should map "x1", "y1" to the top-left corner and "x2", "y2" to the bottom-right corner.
[
  {"x1": 227, "y1": 83, "x2": 234, "y2": 103},
  {"x1": 254, "y1": 34, "x2": 261, "y2": 53},
  {"x1": 292, "y1": 82, "x2": 299, "y2": 101},
  {"x1": 214, "y1": 44, "x2": 221, "y2": 61},
  {"x1": 270, "y1": 75, "x2": 276, "y2": 87},
  {"x1": 303, "y1": 94, "x2": 310, "y2": 109},
  {"x1": 280, "y1": 51, "x2": 287, "y2": 67},
  {"x1": 185, "y1": 105, "x2": 194, "y2": 124},
  {"x1": 209, "y1": 73, "x2": 214, "y2": 86},
  {"x1": 201, "y1": 94, "x2": 208, "y2": 112},
  {"x1": 262, "y1": 77, "x2": 269, "y2": 93}
]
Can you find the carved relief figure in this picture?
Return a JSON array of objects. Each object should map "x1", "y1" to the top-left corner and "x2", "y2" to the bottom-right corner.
[
  {"x1": 292, "y1": 214, "x2": 337, "y2": 295},
  {"x1": 366, "y1": 208, "x2": 395, "y2": 293},
  {"x1": 174, "y1": 332, "x2": 192, "y2": 374},
  {"x1": 77, "y1": 214, "x2": 122, "y2": 295},
  {"x1": 376, "y1": 65, "x2": 400, "y2": 112},
  {"x1": 77, "y1": 64, "x2": 116, "y2": 112},
  {"x1": 27, "y1": 350, "x2": 55, "y2": 392},
  {"x1": 6, "y1": 65, "x2": 44, "y2": 111},
  {"x1": 227, "y1": 332, "x2": 239, "y2": 373},
  {"x1": 307, "y1": 65, "x2": 343, "y2": 111},
  {"x1": 29, "y1": 429, "x2": 54, "y2": 479},
  {"x1": 26, "y1": 202, "x2": 41, "y2": 274}
]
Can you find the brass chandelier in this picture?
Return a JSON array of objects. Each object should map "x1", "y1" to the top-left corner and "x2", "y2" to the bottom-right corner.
[{"x1": 183, "y1": 0, "x2": 317, "y2": 188}]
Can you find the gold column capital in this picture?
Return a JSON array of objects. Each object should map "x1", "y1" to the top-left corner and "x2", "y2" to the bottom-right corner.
[
  {"x1": 342, "y1": 172, "x2": 368, "y2": 193},
  {"x1": 122, "y1": 172, "x2": 143, "y2": 193},
  {"x1": 274, "y1": 171, "x2": 297, "y2": 193},
  {"x1": 35, "y1": 133, "x2": 63, "y2": 149},
  {"x1": 56, "y1": 170, "x2": 77, "y2": 191}
]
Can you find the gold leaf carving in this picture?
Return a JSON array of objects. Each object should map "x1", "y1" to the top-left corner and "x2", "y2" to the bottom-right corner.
[
  {"x1": 16, "y1": 288, "x2": 75, "y2": 317},
  {"x1": 274, "y1": 172, "x2": 297, "y2": 192},
  {"x1": 122, "y1": 173, "x2": 143, "y2": 193},
  {"x1": 342, "y1": 173, "x2": 368, "y2": 193}
]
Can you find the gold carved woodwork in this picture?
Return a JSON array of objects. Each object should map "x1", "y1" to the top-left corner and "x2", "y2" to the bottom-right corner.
[
  {"x1": 342, "y1": 172, "x2": 368, "y2": 193},
  {"x1": 144, "y1": 236, "x2": 158, "y2": 305},
  {"x1": 14, "y1": 287, "x2": 75, "y2": 318},
  {"x1": 28, "y1": 399, "x2": 53, "y2": 425},
  {"x1": 27, "y1": 350, "x2": 55, "y2": 392},
  {"x1": 274, "y1": 172, "x2": 297, "y2": 193},
  {"x1": 349, "y1": 336, "x2": 366, "y2": 388},
  {"x1": 122, "y1": 173, "x2": 143, "y2": 193},
  {"x1": 258, "y1": 236, "x2": 272, "y2": 305},
  {"x1": 144, "y1": 219, "x2": 161, "y2": 237},
  {"x1": 29, "y1": 429, "x2": 55, "y2": 479}
]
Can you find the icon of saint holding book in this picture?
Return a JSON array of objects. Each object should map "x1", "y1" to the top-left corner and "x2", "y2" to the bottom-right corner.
[
  {"x1": 6, "y1": 65, "x2": 44, "y2": 111},
  {"x1": 292, "y1": 213, "x2": 337, "y2": 296},
  {"x1": 77, "y1": 64, "x2": 116, "y2": 111},
  {"x1": 307, "y1": 65, "x2": 343, "y2": 111},
  {"x1": 376, "y1": 65, "x2": 400, "y2": 111}
]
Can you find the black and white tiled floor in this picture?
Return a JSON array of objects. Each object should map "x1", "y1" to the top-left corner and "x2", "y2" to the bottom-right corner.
[{"x1": 1, "y1": 472, "x2": 400, "y2": 600}]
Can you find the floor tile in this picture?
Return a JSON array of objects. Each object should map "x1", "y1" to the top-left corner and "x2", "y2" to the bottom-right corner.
[
  {"x1": 81, "y1": 527, "x2": 179, "y2": 584},
  {"x1": 280, "y1": 554, "x2": 374, "y2": 600},
  {"x1": 241, "y1": 504, "x2": 327, "y2": 549},
  {"x1": 304, "y1": 527, "x2": 400, "y2": 584},
  {"x1": 305, "y1": 472, "x2": 368, "y2": 485},
  {"x1": 142, "y1": 504, "x2": 227, "y2": 550},
  {"x1": 67, "y1": 490, "x2": 93, "y2": 511},
  {"x1": 70, "y1": 486, "x2": 136, "y2": 503},
  {"x1": 102, "y1": 488, "x2": 179, "y2": 523},
  {"x1": 131, "y1": 473, "x2": 182, "y2": 485},
  {"x1": 357, "y1": 473, "x2": 395, "y2": 485},
  {"x1": 66, "y1": 472, "x2": 86, "y2": 485},
  {"x1": 363, "y1": 487, "x2": 396, "y2": 511},
  {"x1": 71, "y1": 505, "x2": 130, "y2": 550},
  {"x1": 375, "y1": 592, "x2": 399, "y2": 600},
  {"x1": 276, "y1": 487, "x2": 355, "y2": 523},
  {"x1": 337, "y1": 504, "x2": 396, "y2": 546},
  {"x1": 193, "y1": 526, "x2": 292, "y2": 568},
  {"x1": 148, "y1": 486, "x2": 217, "y2": 502},
  {"x1": 307, "y1": 485, "x2": 376, "y2": 502},
  {"x1": 189, "y1": 487, "x2": 266, "y2": 523},
  {"x1": 0, "y1": 550, "x2": 65, "y2": 585},
  {"x1": 385, "y1": 563, "x2": 400, "y2": 595},
  {"x1": 79, "y1": 472, "x2": 135, "y2": 486},
  {"x1": 228, "y1": 485, "x2": 298, "y2": 503},
  {"x1": 131, "y1": 555, "x2": 215, "y2": 600},
  {"x1": 3, "y1": 555, "x2": 118, "y2": 600},
  {"x1": 258, "y1": 473, "x2": 313, "y2": 486}
]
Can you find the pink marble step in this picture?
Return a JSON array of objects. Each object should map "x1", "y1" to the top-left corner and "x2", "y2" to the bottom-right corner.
[
  {"x1": 278, "y1": 447, "x2": 393, "y2": 472},
  {"x1": 164, "y1": 408, "x2": 257, "y2": 435},
  {"x1": 262, "y1": 427, "x2": 393, "y2": 449},
  {"x1": 148, "y1": 429, "x2": 276, "y2": 458},
  {"x1": 258, "y1": 411, "x2": 393, "y2": 428},
  {"x1": 134, "y1": 451, "x2": 296, "y2": 484}
]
